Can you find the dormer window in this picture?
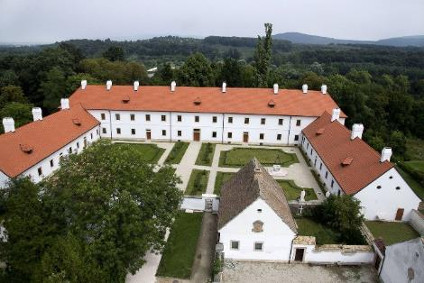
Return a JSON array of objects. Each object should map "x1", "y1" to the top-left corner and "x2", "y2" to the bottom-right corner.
[
  {"x1": 72, "y1": 119, "x2": 82, "y2": 126},
  {"x1": 194, "y1": 97, "x2": 201, "y2": 105},
  {"x1": 122, "y1": 96, "x2": 130, "y2": 103},
  {"x1": 20, "y1": 144, "x2": 33, "y2": 154},
  {"x1": 341, "y1": 157, "x2": 353, "y2": 166},
  {"x1": 268, "y1": 99, "x2": 276, "y2": 108}
]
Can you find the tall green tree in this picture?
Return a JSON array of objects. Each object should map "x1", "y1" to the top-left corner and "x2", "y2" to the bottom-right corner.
[
  {"x1": 0, "y1": 85, "x2": 28, "y2": 109},
  {"x1": 178, "y1": 53, "x2": 214, "y2": 86},
  {"x1": 102, "y1": 46, "x2": 125, "y2": 62},
  {"x1": 40, "y1": 66, "x2": 67, "y2": 111},
  {"x1": 0, "y1": 102, "x2": 33, "y2": 132},
  {"x1": 254, "y1": 23, "x2": 273, "y2": 87}
]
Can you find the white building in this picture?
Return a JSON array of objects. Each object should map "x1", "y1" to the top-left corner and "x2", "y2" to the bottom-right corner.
[
  {"x1": 301, "y1": 111, "x2": 421, "y2": 221},
  {"x1": 218, "y1": 158, "x2": 297, "y2": 261},
  {"x1": 0, "y1": 101, "x2": 100, "y2": 186}
]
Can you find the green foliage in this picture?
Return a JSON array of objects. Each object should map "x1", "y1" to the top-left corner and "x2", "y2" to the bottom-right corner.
[
  {"x1": 0, "y1": 102, "x2": 33, "y2": 132},
  {"x1": 40, "y1": 66, "x2": 67, "y2": 111},
  {"x1": 102, "y1": 46, "x2": 125, "y2": 61},
  {"x1": 0, "y1": 141, "x2": 183, "y2": 282},
  {"x1": 178, "y1": 53, "x2": 214, "y2": 86},
  {"x1": 214, "y1": 172, "x2": 235, "y2": 195},
  {"x1": 185, "y1": 169, "x2": 209, "y2": 196},
  {"x1": 254, "y1": 23, "x2": 273, "y2": 87},
  {"x1": 195, "y1": 143, "x2": 216, "y2": 166},
  {"x1": 219, "y1": 148, "x2": 299, "y2": 167},
  {"x1": 295, "y1": 217, "x2": 340, "y2": 245},
  {"x1": 365, "y1": 221, "x2": 419, "y2": 245},
  {"x1": 165, "y1": 142, "x2": 189, "y2": 164},
  {"x1": 0, "y1": 85, "x2": 28, "y2": 108},
  {"x1": 277, "y1": 180, "x2": 317, "y2": 201}
]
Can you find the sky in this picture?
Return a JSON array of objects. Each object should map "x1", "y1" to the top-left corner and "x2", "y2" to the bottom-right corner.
[{"x1": 1, "y1": 0, "x2": 424, "y2": 44}]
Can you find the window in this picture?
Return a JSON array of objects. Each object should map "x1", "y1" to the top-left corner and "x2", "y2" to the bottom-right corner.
[
  {"x1": 294, "y1": 135, "x2": 299, "y2": 141},
  {"x1": 130, "y1": 114, "x2": 135, "y2": 121},
  {"x1": 228, "y1": 117, "x2": 233, "y2": 123},
  {"x1": 161, "y1": 115, "x2": 166, "y2": 122},
  {"x1": 261, "y1": 118, "x2": 266, "y2": 125},
  {"x1": 177, "y1": 130, "x2": 182, "y2": 137},
  {"x1": 131, "y1": 129, "x2": 136, "y2": 135},
  {"x1": 76, "y1": 142, "x2": 80, "y2": 148},
  {"x1": 278, "y1": 118, "x2": 283, "y2": 125},
  {"x1": 259, "y1": 133, "x2": 264, "y2": 140},
  {"x1": 212, "y1": 131, "x2": 217, "y2": 138},
  {"x1": 277, "y1": 134, "x2": 282, "y2": 141},
  {"x1": 177, "y1": 115, "x2": 182, "y2": 122},
  {"x1": 162, "y1": 130, "x2": 166, "y2": 136},
  {"x1": 102, "y1": 128, "x2": 107, "y2": 134},
  {"x1": 212, "y1": 116, "x2": 217, "y2": 123},
  {"x1": 101, "y1": 113, "x2": 106, "y2": 120},
  {"x1": 115, "y1": 113, "x2": 120, "y2": 120},
  {"x1": 117, "y1": 128, "x2": 121, "y2": 134},
  {"x1": 50, "y1": 159, "x2": 54, "y2": 167},
  {"x1": 68, "y1": 147, "x2": 72, "y2": 154},
  {"x1": 396, "y1": 186, "x2": 401, "y2": 190},
  {"x1": 331, "y1": 180, "x2": 334, "y2": 188},
  {"x1": 228, "y1": 132, "x2": 232, "y2": 138},
  {"x1": 145, "y1": 114, "x2": 151, "y2": 121},
  {"x1": 231, "y1": 241, "x2": 239, "y2": 250},
  {"x1": 195, "y1": 116, "x2": 199, "y2": 122},
  {"x1": 377, "y1": 185, "x2": 382, "y2": 189},
  {"x1": 325, "y1": 171, "x2": 328, "y2": 179},
  {"x1": 320, "y1": 163, "x2": 322, "y2": 170},
  {"x1": 389, "y1": 176, "x2": 393, "y2": 179},
  {"x1": 37, "y1": 167, "x2": 43, "y2": 176},
  {"x1": 257, "y1": 209, "x2": 262, "y2": 213},
  {"x1": 254, "y1": 242, "x2": 263, "y2": 251},
  {"x1": 310, "y1": 148, "x2": 313, "y2": 155},
  {"x1": 296, "y1": 119, "x2": 301, "y2": 126},
  {"x1": 244, "y1": 117, "x2": 250, "y2": 124},
  {"x1": 90, "y1": 133, "x2": 93, "y2": 139}
]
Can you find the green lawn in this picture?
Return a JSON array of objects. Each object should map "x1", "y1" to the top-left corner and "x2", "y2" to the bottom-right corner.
[
  {"x1": 214, "y1": 172, "x2": 235, "y2": 195},
  {"x1": 165, "y1": 142, "x2": 189, "y2": 164},
  {"x1": 277, "y1": 180, "x2": 317, "y2": 201},
  {"x1": 156, "y1": 212, "x2": 203, "y2": 279},
  {"x1": 365, "y1": 221, "x2": 419, "y2": 245},
  {"x1": 195, "y1": 143, "x2": 216, "y2": 166},
  {"x1": 219, "y1": 148, "x2": 299, "y2": 167},
  {"x1": 396, "y1": 166, "x2": 424, "y2": 200},
  {"x1": 405, "y1": 160, "x2": 424, "y2": 173},
  {"x1": 112, "y1": 143, "x2": 164, "y2": 163},
  {"x1": 406, "y1": 138, "x2": 424, "y2": 161},
  {"x1": 295, "y1": 217, "x2": 340, "y2": 245},
  {"x1": 185, "y1": 170, "x2": 210, "y2": 196}
]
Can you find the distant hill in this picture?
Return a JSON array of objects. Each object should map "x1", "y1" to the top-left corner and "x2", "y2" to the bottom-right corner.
[{"x1": 273, "y1": 32, "x2": 424, "y2": 47}]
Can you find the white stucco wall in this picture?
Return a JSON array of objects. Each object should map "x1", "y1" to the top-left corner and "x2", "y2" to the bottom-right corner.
[
  {"x1": 354, "y1": 168, "x2": 421, "y2": 221},
  {"x1": 0, "y1": 171, "x2": 9, "y2": 188},
  {"x1": 219, "y1": 198, "x2": 296, "y2": 261},
  {"x1": 291, "y1": 243, "x2": 374, "y2": 264}
]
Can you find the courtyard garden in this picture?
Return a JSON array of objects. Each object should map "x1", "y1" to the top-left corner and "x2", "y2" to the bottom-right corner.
[
  {"x1": 195, "y1": 143, "x2": 216, "y2": 166},
  {"x1": 296, "y1": 217, "x2": 340, "y2": 245},
  {"x1": 214, "y1": 172, "x2": 236, "y2": 195},
  {"x1": 365, "y1": 221, "x2": 419, "y2": 245},
  {"x1": 113, "y1": 142, "x2": 165, "y2": 163},
  {"x1": 185, "y1": 169, "x2": 210, "y2": 196},
  {"x1": 219, "y1": 147, "x2": 299, "y2": 167},
  {"x1": 156, "y1": 212, "x2": 203, "y2": 279},
  {"x1": 277, "y1": 180, "x2": 317, "y2": 201},
  {"x1": 165, "y1": 142, "x2": 189, "y2": 164}
]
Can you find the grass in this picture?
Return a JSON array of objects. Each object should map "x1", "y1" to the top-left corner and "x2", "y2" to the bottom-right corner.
[
  {"x1": 396, "y1": 166, "x2": 424, "y2": 200},
  {"x1": 156, "y1": 212, "x2": 203, "y2": 279},
  {"x1": 406, "y1": 137, "x2": 424, "y2": 161},
  {"x1": 165, "y1": 142, "x2": 189, "y2": 164},
  {"x1": 277, "y1": 180, "x2": 317, "y2": 201},
  {"x1": 311, "y1": 169, "x2": 327, "y2": 193},
  {"x1": 219, "y1": 147, "x2": 299, "y2": 167},
  {"x1": 295, "y1": 217, "x2": 340, "y2": 245},
  {"x1": 112, "y1": 143, "x2": 164, "y2": 163},
  {"x1": 185, "y1": 170, "x2": 210, "y2": 196},
  {"x1": 195, "y1": 143, "x2": 216, "y2": 166},
  {"x1": 214, "y1": 172, "x2": 235, "y2": 195},
  {"x1": 365, "y1": 221, "x2": 419, "y2": 245},
  {"x1": 405, "y1": 160, "x2": 424, "y2": 173}
]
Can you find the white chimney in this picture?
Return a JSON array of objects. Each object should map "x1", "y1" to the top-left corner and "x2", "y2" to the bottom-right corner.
[
  {"x1": 2, "y1": 117, "x2": 15, "y2": 133},
  {"x1": 380, "y1": 147, "x2": 393, "y2": 163},
  {"x1": 321, "y1": 84, "x2": 327, "y2": 94},
  {"x1": 302, "y1": 84, "x2": 308, "y2": 94},
  {"x1": 273, "y1": 83, "x2": 279, "y2": 94},
  {"x1": 106, "y1": 80, "x2": 112, "y2": 91},
  {"x1": 134, "y1": 81, "x2": 139, "y2": 91},
  {"x1": 32, "y1": 107, "x2": 43, "y2": 121},
  {"x1": 222, "y1": 82, "x2": 227, "y2": 93},
  {"x1": 351, "y1": 123, "x2": 364, "y2": 140},
  {"x1": 81, "y1": 80, "x2": 87, "y2": 90},
  {"x1": 60, "y1": 98, "x2": 70, "y2": 110},
  {"x1": 331, "y1": 108, "x2": 340, "y2": 122},
  {"x1": 170, "y1": 81, "x2": 176, "y2": 92}
]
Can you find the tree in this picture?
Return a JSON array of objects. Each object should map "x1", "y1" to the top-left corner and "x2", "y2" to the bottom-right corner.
[
  {"x1": 0, "y1": 102, "x2": 33, "y2": 132},
  {"x1": 102, "y1": 46, "x2": 125, "y2": 62},
  {"x1": 0, "y1": 85, "x2": 28, "y2": 109},
  {"x1": 178, "y1": 53, "x2": 214, "y2": 86},
  {"x1": 220, "y1": 58, "x2": 243, "y2": 87},
  {"x1": 40, "y1": 66, "x2": 67, "y2": 111},
  {"x1": 254, "y1": 23, "x2": 273, "y2": 87}
]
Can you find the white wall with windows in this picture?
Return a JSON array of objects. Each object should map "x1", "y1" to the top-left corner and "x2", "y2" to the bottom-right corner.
[{"x1": 219, "y1": 198, "x2": 296, "y2": 261}]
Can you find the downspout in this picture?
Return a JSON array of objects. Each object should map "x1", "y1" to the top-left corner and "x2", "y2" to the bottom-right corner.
[
  {"x1": 108, "y1": 110, "x2": 113, "y2": 140},
  {"x1": 287, "y1": 116, "x2": 292, "y2": 146},
  {"x1": 169, "y1": 112, "x2": 172, "y2": 142},
  {"x1": 288, "y1": 236, "x2": 296, "y2": 263},
  {"x1": 221, "y1": 113, "x2": 225, "y2": 144}
]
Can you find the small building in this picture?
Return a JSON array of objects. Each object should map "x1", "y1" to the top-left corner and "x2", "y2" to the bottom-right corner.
[
  {"x1": 218, "y1": 158, "x2": 297, "y2": 261},
  {"x1": 301, "y1": 111, "x2": 421, "y2": 221},
  {"x1": 379, "y1": 237, "x2": 424, "y2": 283}
]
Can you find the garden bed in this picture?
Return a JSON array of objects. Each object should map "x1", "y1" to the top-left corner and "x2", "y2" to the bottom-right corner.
[
  {"x1": 277, "y1": 180, "x2": 317, "y2": 201},
  {"x1": 219, "y1": 148, "x2": 298, "y2": 167},
  {"x1": 165, "y1": 142, "x2": 189, "y2": 164},
  {"x1": 185, "y1": 169, "x2": 210, "y2": 196}
]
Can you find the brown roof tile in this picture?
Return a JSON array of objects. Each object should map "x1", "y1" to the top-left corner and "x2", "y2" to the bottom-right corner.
[
  {"x1": 302, "y1": 112, "x2": 393, "y2": 195},
  {"x1": 0, "y1": 104, "x2": 99, "y2": 178},
  {"x1": 69, "y1": 85, "x2": 346, "y2": 117},
  {"x1": 218, "y1": 158, "x2": 297, "y2": 233}
]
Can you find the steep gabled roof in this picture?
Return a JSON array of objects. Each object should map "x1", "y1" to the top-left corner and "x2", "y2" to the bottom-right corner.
[
  {"x1": 0, "y1": 104, "x2": 99, "y2": 178},
  {"x1": 302, "y1": 112, "x2": 394, "y2": 195},
  {"x1": 69, "y1": 85, "x2": 346, "y2": 118},
  {"x1": 218, "y1": 158, "x2": 297, "y2": 233}
]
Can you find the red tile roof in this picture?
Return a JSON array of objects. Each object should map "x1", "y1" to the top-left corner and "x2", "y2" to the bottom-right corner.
[
  {"x1": 302, "y1": 112, "x2": 393, "y2": 195},
  {"x1": 0, "y1": 104, "x2": 99, "y2": 178},
  {"x1": 69, "y1": 85, "x2": 346, "y2": 117}
]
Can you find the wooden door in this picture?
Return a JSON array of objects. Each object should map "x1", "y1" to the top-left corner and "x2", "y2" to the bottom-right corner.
[
  {"x1": 395, "y1": 208, "x2": 404, "y2": 220},
  {"x1": 146, "y1": 130, "x2": 151, "y2": 140},
  {"x1": 294, "y1": 248, "x2": 305, "y2": 262},
  {"x1": 243, "y1": 132, "x2": 249, "y2": 143},
  {"x1": 193, "y1": 129, "x2": 200, "y2": 141}
]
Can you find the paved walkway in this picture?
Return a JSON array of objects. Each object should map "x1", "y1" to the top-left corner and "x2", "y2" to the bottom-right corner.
[
  {"x1": 156, "y1": 143, "x2": 175, "y2": 166},
  {"x1": 175, "y1": 142, "x2": 202, "y2": 191}
]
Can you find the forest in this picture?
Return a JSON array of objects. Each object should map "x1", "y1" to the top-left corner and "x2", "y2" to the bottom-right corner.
[{"x1": 1, "y1": 35, "x2": 424, "y2": 165}]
